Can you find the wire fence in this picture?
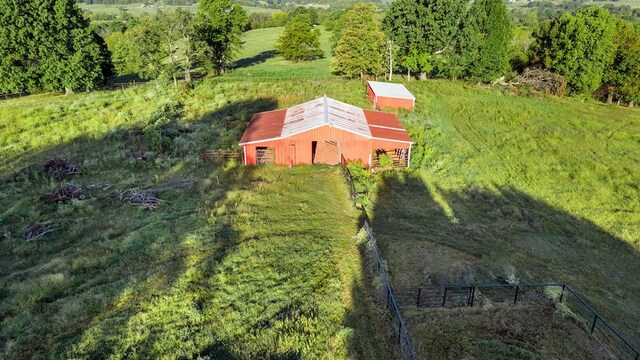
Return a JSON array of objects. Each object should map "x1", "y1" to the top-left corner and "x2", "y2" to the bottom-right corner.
[
  {"x1": 341, "y1": 157, "x2": 417, "y2": 360},
  {"x1": 395, "y1": 283, "x2": 640, "y2": 360}
]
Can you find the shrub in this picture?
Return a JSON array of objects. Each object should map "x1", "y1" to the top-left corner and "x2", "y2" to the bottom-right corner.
[{"x1": 378, "y1": 153, "x2": 394, "y2": 168}]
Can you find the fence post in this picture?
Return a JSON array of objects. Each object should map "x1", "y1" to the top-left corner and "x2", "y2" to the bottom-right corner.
[
  {"x1": 591, "y1": 314, "x2": 598, "y2": 334},
  {"x1": 514, "y1": 285, "x2": 519, "y2": 304},
  {"x1": 416, "y1": 288, "x2": 422, "y2": 308},
  {"x1": 442, "y1": 287, "x2": 448, "y2": 307},
  {"x1": 470, "y1": 287, "x2": 475, "y2": 307},
  {"x1": 559, "y1": 284, "x2": 565, "y2": 303}
]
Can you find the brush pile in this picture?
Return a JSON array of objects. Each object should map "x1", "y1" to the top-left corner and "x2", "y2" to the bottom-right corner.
[
  {"x1": 517, "y1": 68, "x2": 567, "y2": 96},
  {"x1": 119, "y1": 188, "x2": 161, "y2": 209},
  {"x1": 42, "y1": 183, "x2": 85, "y2": 203},
  {"x1": 42, "y1": 158, "x2": 78, "y2": 179},
  {"x1": 24, "y1": 221, "x2": 56, "y2": 241}
]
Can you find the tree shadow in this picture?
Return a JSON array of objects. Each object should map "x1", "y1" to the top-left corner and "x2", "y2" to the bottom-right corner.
[
  {"x1": 233, "y1": 50, "x2": 277, "y2": 70},
  {"x1": 367, "y1": 171, "x2": 640, "y2": 346},
  {"x1": 0, "y1": 98, "x2": 276, "y2": 358}
]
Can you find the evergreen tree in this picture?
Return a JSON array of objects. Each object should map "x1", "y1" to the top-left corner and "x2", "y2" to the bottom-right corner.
[
  {"x1": 531, "y1": 7, "x2": 616, "y2": 94},
  {"x1": 276, "y1": 17, "x2": 323, "y2": 62},
  {"x1": 0, "y1": 0, "x2": 110, "y2": 94},
  {"x1": 197, "y1": 0, "x2": 248, "y2": 74},
  {"x1": 332, "y1": 3, "x2": 386, "y2": 79},
  {"x1": 455, "y1": 0, "x2": 512, "y2": 82}
]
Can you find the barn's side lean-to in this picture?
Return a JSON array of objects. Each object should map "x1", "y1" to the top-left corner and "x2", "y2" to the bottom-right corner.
[{"x1": 239, "y1": 96, "x2": 413, "y2": 167}]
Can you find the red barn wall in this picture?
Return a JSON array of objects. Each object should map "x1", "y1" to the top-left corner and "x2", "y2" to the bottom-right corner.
[
  {"x1": 376, "y1": 96, "x2": 414, "y2": 110},
  {"x1": 367, "y1": 84, "x2": 375, "y2": 103},
  {"x1": 245, "y1": 125, "x2": 412, "y2": 165}
]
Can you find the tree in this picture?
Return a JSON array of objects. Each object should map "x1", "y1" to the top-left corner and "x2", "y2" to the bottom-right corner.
[
  {"x1": 123, "y1": 16, "x2": 164, "y2": 81},
  {"x1": 530, "y1": 7, "x2": 616, "y2": 94},
  {"x1": 332, "y1": 3, "x2": 386, "y2": 79},
  {"x1": 0, "y1": 0, "x2": 110, "y2": 94},
  {"x1": 383, "y1": 0, "x2": 465, "y2": 79},
  {"x1": 276, "y1": 17, "x2": 323, "y2": 62},
  {"x1": 602, "y1": 19, "x2": 640, "y2": 105},
  {"x1": 457, "y1": 0, "x2": 513, "y2": 82},
  {"x1": 197, "y1": 0, "x2": 248, "y2": 75}
]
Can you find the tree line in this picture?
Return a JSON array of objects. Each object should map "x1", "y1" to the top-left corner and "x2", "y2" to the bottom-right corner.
[
  {"x1": 0, "y1": 0, "x2": 248, "y2": 94},
  {"x1": 324, "y1": 1, "x2": 640, "y2": 105}
]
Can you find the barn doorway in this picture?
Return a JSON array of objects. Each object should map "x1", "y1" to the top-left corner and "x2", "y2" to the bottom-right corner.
[
  {"x1": 313, "y1": 141, "x2": 340, "y2": 165},
  {"x1": 256, "y1": 147, "x2": 275, "y2": 165}
]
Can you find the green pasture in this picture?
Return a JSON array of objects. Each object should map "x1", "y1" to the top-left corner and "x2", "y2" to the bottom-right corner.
[
  {"x1": 230, "y1": 26, "x2": 335, "y2": 78},
  {"x1": 1, "y1": 75, "x2": 639, "y2": 358},
  {"x1": 0, "y1": 80, "x2": 394, "y2": 359},
  {"x1": 349, "y1": 79, "x2": 640, "y2": 357}
]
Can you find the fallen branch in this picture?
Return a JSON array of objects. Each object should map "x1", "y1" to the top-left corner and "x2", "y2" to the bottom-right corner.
[
  {"x1": 42, "y1": 183, "x2": 85, "y2": 203},
  {"x1": 119, "y1": 188, "x2": 162, "y2": 209},
  {"x1": 24, "y1": 221, "x2": 57, "y2": 242},
  {"x1": 42, "y1": 158, "x2": 78, "y2": 180}
]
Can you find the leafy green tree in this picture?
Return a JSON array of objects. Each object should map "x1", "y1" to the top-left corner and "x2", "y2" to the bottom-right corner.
[
  {"x1": 530, "y1": 7, "x2": 616, "y2": 94},
  {"x1": 603, "y1": 19, "x2": 640, "y2": 105},
  {"x1": 197, "y1": 0, "x2": 248, "y2": 74},
  {"x1": 332, "y1": 3, "x2": 386, "y2": 79},
  {"x1": 288, "y1": 7, "x2": 318, "y2": 25},
  {"x1": 276, "y1": 17, "x2": 323, "y2": 61},
  {"x1": 0, "y1": 0, "x2": 110, "y2": 94},
  {"x1": 383, "y1": 0, "x2": 465, "y2": 79},
  {"x1": 124, "y1": 16, "x2": 165, "y2": 81},
  {"x1": 455, "y1": 0, "x2": 512, "y2": 82}
]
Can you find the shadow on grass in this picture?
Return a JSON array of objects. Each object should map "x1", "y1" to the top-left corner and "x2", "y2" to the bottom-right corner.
[
  {"x1": 0, "y1": 98, "x2": 276, "y2": 358},
  {"x1": 233, "y1": 50, "x2": 277, "y2": 70},
  {"x1": 0, "y1": 95, "x2": 395, "y2": 359},
  {"x1": 367, "y1": 171, "x2": 640, "y2": 349}
]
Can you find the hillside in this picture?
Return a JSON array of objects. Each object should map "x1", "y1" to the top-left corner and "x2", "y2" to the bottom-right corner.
[
  {"x1": 1, "y1": 77, "x2": 639, "y2": 358},
  {"x1": 351, "y1": 80, "x2": 640, "y2": 357},
  {"x1": 0, "y1": 81, "x2": 395, "y2": 359}
]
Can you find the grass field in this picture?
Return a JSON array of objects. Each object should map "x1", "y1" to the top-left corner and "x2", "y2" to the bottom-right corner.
[
  {"x1": 0, "y1": 80, "x2": 397, "y2": 359},
  {"x1": 346, "y1": 79, "x2": 640, "y2": 357},
  {"x1": 231, "y1": 27, "x2": 335, "y2": 78},
  {"x1": 78, "y1": 3, "x2": 280, "y2": 17},
  {"x1": 2, "y1": 75, "x2": 640, "y2": 358},
  {"x1": 78, "y1": 3, "x2": 198, "y2": 17}
]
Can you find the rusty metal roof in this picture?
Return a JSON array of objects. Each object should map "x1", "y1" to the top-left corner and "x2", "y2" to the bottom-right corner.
[
  {"x1": 238, "y1": 109, "x2": 286, "y2": 144},
  {"x1": 363, "y1": 110, "x2": 413, "y2": 143},
  {"x1": 239, "y1": 97, "x2": 413, "y2": 145}
]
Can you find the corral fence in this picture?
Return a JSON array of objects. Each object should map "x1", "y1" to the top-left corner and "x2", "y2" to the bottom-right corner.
[
  {"x1": 394, "y1": 283, "x2": 640, "y2": 359},
  {"x1": 201, "y1": 149, "x2": 242, "y2": 164},
  {"x1": 341, "y1": 156, "x2": 417, "y2": 360}
]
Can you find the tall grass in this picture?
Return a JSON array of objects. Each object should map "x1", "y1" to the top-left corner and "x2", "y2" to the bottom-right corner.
[{"x1": 0, "y1": 80, "x2": 395, "y2": 359}]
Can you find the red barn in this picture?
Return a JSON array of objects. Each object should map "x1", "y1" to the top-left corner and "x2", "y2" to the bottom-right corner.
[
  {"x1": 239, "y1": 96, "x2": 413, "y2": 167},
  {"x1": 367, "y1": 81, "x2": 415, "y2": 110}
]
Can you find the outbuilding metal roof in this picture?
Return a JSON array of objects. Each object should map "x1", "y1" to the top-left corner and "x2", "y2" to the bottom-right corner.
[
  {"x1": 367, "y1": 81, "x2": 416, "y2": 100},
  {"x1": 239, "y1": 96, "x2": 413, "y2": 145}
]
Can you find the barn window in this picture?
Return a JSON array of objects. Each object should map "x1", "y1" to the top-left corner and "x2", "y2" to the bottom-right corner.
[{"x1": 256, "y1": 147, "x2": 275, "y2": 165}]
